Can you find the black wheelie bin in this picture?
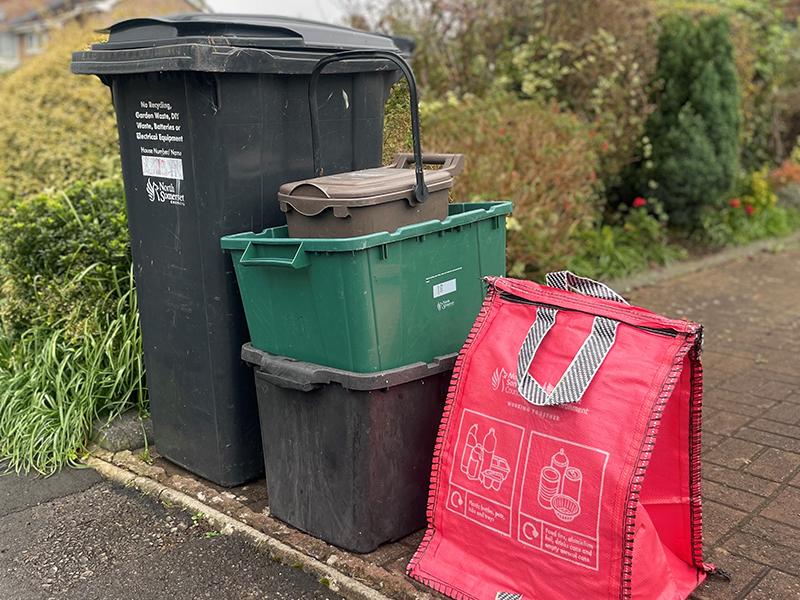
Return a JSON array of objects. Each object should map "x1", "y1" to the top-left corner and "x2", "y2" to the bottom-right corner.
[{"x1": 71, "y1": 14, "x2": 405, "y2": 486}]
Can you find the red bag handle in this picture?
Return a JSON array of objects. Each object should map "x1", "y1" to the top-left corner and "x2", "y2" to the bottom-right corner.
[
  {"x1": 545, "y1": 271, "x2": 629, "y2": 305},
  {"x1": 516, "y1": 307, "x2": 618, "y2": 407},
  {"x1": 516, "y1": 272, "x2": 623, "y2": 407}
]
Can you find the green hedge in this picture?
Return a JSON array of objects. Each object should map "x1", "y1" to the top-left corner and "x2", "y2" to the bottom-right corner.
[
  {"x1": 0, "y1": 178, "x2": 144, "y2": 474},
  {"x1": 418, "y1": 94, "x2": 605, "y2": 277},
  {"x1": 0, "y1": 179, "x2": 131, "y2": 338},
  {"x1": 0, "y1": 25, "x2": 119, "y2": 199}
]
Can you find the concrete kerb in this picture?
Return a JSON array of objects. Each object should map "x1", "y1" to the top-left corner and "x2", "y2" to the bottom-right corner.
[
  {"x1": 84, "y1": 456, "x2": 393, "y2": 600},
  {"x1": 608, "y1": 231, "x2": 800, "y2": 294}
]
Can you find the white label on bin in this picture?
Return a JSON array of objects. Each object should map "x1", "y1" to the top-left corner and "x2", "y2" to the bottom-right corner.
[
  {"x1": 135, "y1": 99, "x2": 187, "y2": 207},
  {"x1": 433, "y1": 278, "x2": 457, "y2": 298},
  {"x1": 142, "y1": 156, "x2": 184, "y2": 180}
]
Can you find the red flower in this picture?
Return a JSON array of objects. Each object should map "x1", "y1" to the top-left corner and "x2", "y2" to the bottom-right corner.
[
  {"x1": 632, "y1": 197, "x2": 647, "y2": 208},
  {"x1": 729, "y1": 198, "x2": 741, "y2": 209},
  {"x1": 601, "y1": 141, "x2": 610, "y2": 152},
  {"x1": 744, "y1": 205, "x2": 755, "y2": 217},
  {"x1": 498, "y1": 127, "x2": 506, "y2": 136}
]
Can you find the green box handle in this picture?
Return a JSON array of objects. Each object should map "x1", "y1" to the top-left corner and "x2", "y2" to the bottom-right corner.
[{"x1": 239, "y1": 241, "x2": 310, "y2": 269}]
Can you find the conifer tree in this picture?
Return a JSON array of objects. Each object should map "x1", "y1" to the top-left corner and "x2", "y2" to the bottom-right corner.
[{"x1": 642, "y1": 14, "x2": 741, "y2": 228}]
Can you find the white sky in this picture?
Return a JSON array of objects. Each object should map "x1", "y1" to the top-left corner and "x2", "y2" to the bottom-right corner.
[{"x1": 206, "y1": 0, "x2": 348, "y2": 24}]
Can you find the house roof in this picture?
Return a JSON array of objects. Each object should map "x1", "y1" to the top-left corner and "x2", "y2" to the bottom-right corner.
[
  {"x1": 1, "y1": 0, "x2": 209, "y2": 30},
  {"x1": 0, "y1": 0, "x2": 50, "y2": 25},
  {"x1": 7, "y1": 1, "x2": 105, "y2": 26}
]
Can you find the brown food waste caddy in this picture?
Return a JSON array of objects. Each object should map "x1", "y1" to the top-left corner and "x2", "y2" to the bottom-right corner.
[
  {"x1": 278, "y1": 153, "x2": 464, "y2": 238},
  {"x1": 279, "y1": 49, "x2": 464, "y2": 238}
]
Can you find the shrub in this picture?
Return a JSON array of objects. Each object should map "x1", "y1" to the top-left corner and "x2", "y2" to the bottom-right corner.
[
  {"x1": 0, "y1": 177, "x2": 144, "y2": 474},
  {"x1": 567, "y1": 199, "x2": 685, "y2": 280},
  {"x1": 348, "y1": 0, "x2": 541, "y2": 98},
  {"x1": 728, "y1": 2, "x2": 792, "y2": 169},
  {"x1": 740, "y1": 166, "x2": 777, "y2": 213},
  {"x1": 357, "y1": 0, "x2": 657, "y2": 186},
  {"x1": 639, "y1": 14, "x2": 741, "y2": 228},
  {"x1": 0, "y1": 178, "x2": 131, "y2": 338},
  {"x1": 0, "y1": 0, "x2": 201, "y2": 199},
  {"x1": 382, "y1": 81, "x2": 412, "y2": 165},
  {"x1": 770, "y1": 142, "x2": 800, "y2": 208},
  {"x1": 770, "y1": 159, "x2": 800, "y2": 189},
  {"x1": 658, "y1": 0, "x2": 792, "y2": 168},
  {"x1": 496, "y1": 3, "x2": 658, "y2": 186},
  {"x1": 698, "y1": 167, "x2": 800, "y2": 246},
  {"x1": 698, "y1": 202, "x2": 800, "y2": 246},
  {"x1": 778, "y1": 29, "x2": 800, "y2": 162},
  {"x1": 0, "y1": 25, "x2": 119, "y2": 199},
  {"x1": 419, "y1": 95, "x2": 605, "y2": 277},
  {"x1": 0, "y1": 270, "x2": 145, "y2": 474}
]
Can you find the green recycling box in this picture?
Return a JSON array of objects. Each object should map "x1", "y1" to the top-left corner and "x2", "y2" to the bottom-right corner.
[{"x1": 221, "y1": 202, "x2": 511, "y2": 372}]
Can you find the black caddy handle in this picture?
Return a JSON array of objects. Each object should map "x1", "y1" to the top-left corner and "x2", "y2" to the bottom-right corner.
[{"x1": 308, "y1": 50, "x2": 430, "y2": 204}]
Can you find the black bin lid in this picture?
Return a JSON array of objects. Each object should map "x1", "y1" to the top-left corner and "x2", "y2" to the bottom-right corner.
[
  {"x1": 99, "y1": 14, "x2": 400, "y2": 51},
  {"x1": 71, "y1": 13, "x2": 404, "y2": 76}
]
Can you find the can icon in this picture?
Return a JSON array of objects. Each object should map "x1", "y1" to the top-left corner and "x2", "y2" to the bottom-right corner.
[
  {"x1": 537, "y1": 465, "x2": 561, "y2": 509},
  {"x1": 562, "y1": 466, "x2": 583, "y2": 504}
]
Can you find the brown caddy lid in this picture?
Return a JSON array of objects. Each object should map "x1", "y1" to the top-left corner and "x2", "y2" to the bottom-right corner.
[{"x1": 278, "y1": 153, "x2": 464, "y2": 217}]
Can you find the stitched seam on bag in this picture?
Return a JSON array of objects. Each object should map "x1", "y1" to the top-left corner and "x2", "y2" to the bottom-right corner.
[
  {"x1": 620, "y1": 336, "x2": 692, "y2": 598},
  {"x1": 406, "y1": 285, "x2": 500, "y2": 600},
  {"x1": 495, "y1": 277, "x2": 696, "y2": 333},
  {"x1": 618, "y1": 332, "x2": 698, "y2": 600},
  {"x1": 688, "y1": 334, "x2": 705, "y2": 568}
]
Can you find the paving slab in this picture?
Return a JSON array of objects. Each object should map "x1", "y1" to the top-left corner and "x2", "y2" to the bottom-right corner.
[
  {"x1": 745, "y1": 569, "x2": 800, "y2": 599},
  {"x1": 632, "y1": 246, "x2": 800, "y2": 598}
]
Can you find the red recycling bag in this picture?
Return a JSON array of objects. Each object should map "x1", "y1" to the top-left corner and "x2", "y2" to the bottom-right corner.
[{"x1": 408, "y1": 273, "x2": 713, "y2": 600}]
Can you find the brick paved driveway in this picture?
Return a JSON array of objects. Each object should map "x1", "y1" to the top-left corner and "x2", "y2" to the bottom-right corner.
[{"x1": 632, "y1": 246, "x2": 800, "y2": 599}]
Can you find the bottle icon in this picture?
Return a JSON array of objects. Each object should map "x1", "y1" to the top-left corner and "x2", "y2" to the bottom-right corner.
[
  {"x1": 467, "y1": 444, "x2": 482, "y2": 479},
  {"x1": 460, "y1": 424, "x2": 478, "y2": 475},
  {"x1": 551, "y1": 448, "x2": 569, "y2": 472},
  {"x1": 459, "y1": 423, "x2": 510, "y2": 491},
  {"x1": 481, "y1": 428, "x2": 496, "y2": 473}
]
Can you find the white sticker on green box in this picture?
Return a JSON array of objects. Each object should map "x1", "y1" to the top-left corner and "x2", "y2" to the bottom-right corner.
[{"x1": 433, "y1": 278, "x2": 458, "y2": 298}]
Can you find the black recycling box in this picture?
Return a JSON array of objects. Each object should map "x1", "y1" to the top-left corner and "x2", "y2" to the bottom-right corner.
[
  {"x1": 71, "y1": 14, "x2": 403, "y2": 486},
  {"x1": 242, "y1": 344, "x2": 455, "y2": 553}
]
